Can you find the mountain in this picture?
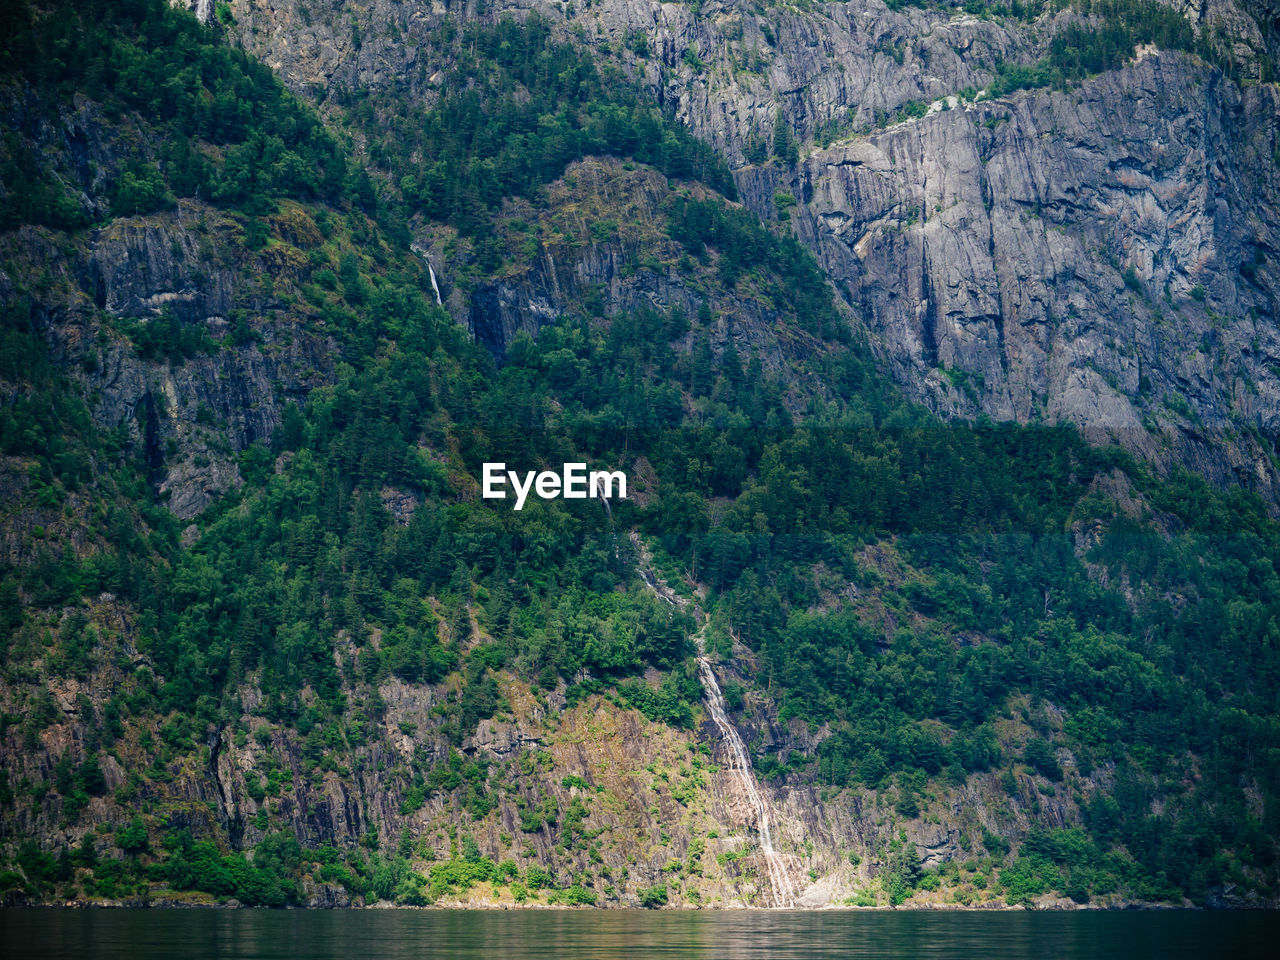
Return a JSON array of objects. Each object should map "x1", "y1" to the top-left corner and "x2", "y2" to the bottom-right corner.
[
  {"x1": 0, "y1": 0, "x2": 1278, "y2": 910},
  {"x1": 223, "y1": 0, "x2": 1280, "y2": 498}
]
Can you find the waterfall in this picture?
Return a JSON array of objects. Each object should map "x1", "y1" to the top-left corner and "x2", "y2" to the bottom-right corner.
[
  {"x1": 427, "y1": 261, "x2": 443, "y2": 306},
  {"x1": 411, "y1": 243, "x2": 444, "y2": 306},
  {"x1": 630, "y1": 533, "x2": 795, "y2": 907},
  {"x1": 695, "y1": 635, "x2": 796, "y2": 908}
]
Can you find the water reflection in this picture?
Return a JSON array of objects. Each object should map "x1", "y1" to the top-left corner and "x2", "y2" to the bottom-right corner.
[{"x1": 2, "y1": 908, "x2": 1278, "y2": 959}]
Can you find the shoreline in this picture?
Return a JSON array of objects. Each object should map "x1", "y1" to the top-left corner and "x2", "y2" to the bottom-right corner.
[{"x1": 4, "y1": 897, "x2": 1256, "y2": 912}]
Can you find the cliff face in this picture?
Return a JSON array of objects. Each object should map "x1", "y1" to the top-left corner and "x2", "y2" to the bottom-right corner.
[
  {"x1": 215, "y1": 0, "x2": 1280, "y2": 496},
  {"x1": 2, "y1": 209, "x2": 339, "y2": 520},
  {"x1": 4, "y1": 0, "x2": 1279, "y2": 911},
  {"x1": 0, "y1": 6, "x2": 875, "y2": 906},
  {"x1": 0, "y1": 559, "x2": 1134, "y2": 910},
  {"x1": 757, "y1": 51, "x2": 1280, "y2": 492},
  {"x1": 0, "y1": 84, "x2": 343, "y2": 520},
  {"x1": 425, "y1": 156, "x2": 832, "y2": 386}
]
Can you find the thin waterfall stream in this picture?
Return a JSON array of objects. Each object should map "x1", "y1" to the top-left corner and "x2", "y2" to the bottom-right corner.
[
  {"x1": 694, "y1": 626, "x2": 797, "y2": 908},
  {"x1": 426, "y1": 261, "x2": 443, "y2": 306},
  {"x1": 631, "y1": 535, "x2": 795, "y2": 907},
  {"x1": 410, "y1": 243, "x2": 444, "y2": 305}
]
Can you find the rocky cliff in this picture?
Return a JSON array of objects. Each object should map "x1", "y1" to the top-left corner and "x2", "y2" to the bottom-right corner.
[
  {"x1": 1, "y1": 206, "x2": 340, "y2": 521},
  {"x1": 215, "y1": 0, "x2": 1280, "y2": 498},
  {"x1": 0, "y1": 3, "x2": 880, "y2": 907},
  {"x1": 0, "y1": 74, "x2": 347, "y2": 520},
  {"x1": 2, "y1": 544, "x2": 1153, "y2": 909},
  {"x1": 3, "y1": 0, "x2": 1279, "y2": 911}
]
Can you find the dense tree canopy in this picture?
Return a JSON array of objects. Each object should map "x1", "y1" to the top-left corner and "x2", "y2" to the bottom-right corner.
[{"x1": 1, "y1": 0, "x2": 1278, "y2": 908}]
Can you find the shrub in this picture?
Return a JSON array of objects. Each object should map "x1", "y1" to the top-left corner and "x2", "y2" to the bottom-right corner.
[{"x1": 639, "y1": 883, "x2": 668, "y2": 907}]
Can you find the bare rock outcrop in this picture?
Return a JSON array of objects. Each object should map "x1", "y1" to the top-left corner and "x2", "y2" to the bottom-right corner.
[{"x1": 215, "y1": 0, "x2": 1280, "y2": 497}]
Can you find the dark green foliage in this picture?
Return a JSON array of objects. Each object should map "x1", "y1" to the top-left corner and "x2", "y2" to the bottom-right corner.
[
  {"x1": 0, "y1": 577, "x2": 22, "y2": 636},
  {"x1": 956, "y1": 0, "x2": 1046, "y2": 17},
  {"x1": 999, "y1": 825, "x2": 1185, "y2": 905},
  {"x1": 50, "y1": 750, "x2": 107, "y2": 822},
  {"x1": 116, "y1": 817, "x2": 149, "y2": 855},
  {"x1": 982, "y1": 828, "x2": 1011, "y2": 860},
  {"x1": 379, "y1": 626, "x2": 455, "y2": 685},
  {"x1": 0, "y1": 306, "x2": 95, "y2": 474},
  {"x1": 360, "y1": 14, "x2": 734, "y2": 267},
  {"x1": 1000, "y1": 852, "x2": 1065, "y2": 904},
  {"x1": 110, "y1": 162, "x2": 173, "y2": 217},
  {"x1": 615, "y1": 671, "x2": 700, "y2": 730},
  {"x1": 666, "y1": 196, "x2": 846, "y2": 340},
  {"x1": 1, "y1": 0, "x2": 1278, "y2": 911},
  {"x1": 743, "y1": 126, "x2": 769, "y2": 164},
  {"x1": 638, "y1": 882, "x2": 668, "y2": 907},
  {"x1": 1024, "y1": 737, "x2": 1063, "y2": 781},
  {"x1": 157, "y1": 830, "x2": 300, "y2": 905},
  {"x1": 771, "y1": 110, "x2": 798, "y2": 165},
  {"x1": 424, "y1": 750, "x2": 493, "y2": 820},
  {"x1": 0, "y1": 132, "x2": 89, "y2": 230},
  {"x1": 77, "y1": 756, "x2": 106, "y2": 796},
  {"x1": 883, "y1": 837, "x2": 922, "y2": 905},
  {"x1": 427, "y1": 855, "x2": 500, "y2": 900},
  {"x1": 985, "y1": 1, "x2": 1205, "y2": 99},
  {"x1": 0, "y1": 0, "x2": 347, "y2": 227},
  {"x1": 111, "y1": 312, "x2": 215, "y2": 364},
  {"x1": 15, "y1": 841, "x2": 59, "y2": 896},
  {"x1": 558, "y1": 884, "x2": 598, "y2": 905},
  {"x1": 9, "y1": 198, "x2": 1272, "y2": 902},
  {"x1": 897, "y1": 100, "x2": 929, "y2": 122}
]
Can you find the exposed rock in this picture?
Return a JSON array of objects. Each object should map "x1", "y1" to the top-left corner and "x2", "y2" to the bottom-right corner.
[
  {"x1": 2, "y1": 193, "x2": 340, "y2": 518},
  {"x1": 756, "y1": 50, "x2": 1280, "y2": 495},
  {"x1": 218, "y1": 0, "x2": 1280, "y2": 498},
  {"x1": 454, "y1": 157, "x2": 830, "y2": 383}
]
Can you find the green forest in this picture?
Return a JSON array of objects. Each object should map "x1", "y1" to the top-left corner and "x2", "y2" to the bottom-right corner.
[{"x1": 1, "y1": 0, "x2": 1278, "y2": 909}]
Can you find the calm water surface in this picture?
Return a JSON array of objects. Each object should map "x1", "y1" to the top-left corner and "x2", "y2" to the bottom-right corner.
[{"x1": 2, "y1": 908, "x2": 1278, "y2": 959}]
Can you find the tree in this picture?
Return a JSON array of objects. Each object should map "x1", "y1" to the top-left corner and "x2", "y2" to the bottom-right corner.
[
  {"x1": 111, "y1": 163, "x2": 173, "y2": 217},
  {"x1": 639, "y1": 883, "x2": 668, "y2": 907},
  {"x1": 772, "y1": 109, "x2": 798, "y2": 165}
]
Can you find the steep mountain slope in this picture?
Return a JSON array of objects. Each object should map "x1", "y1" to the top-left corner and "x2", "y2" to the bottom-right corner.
[
  {"x1": 220, "y1": 0, "x2": 1280, "y2": 499},
  {"x1": 1, "y1": 0, "x2": 1279, "y2": 911}
]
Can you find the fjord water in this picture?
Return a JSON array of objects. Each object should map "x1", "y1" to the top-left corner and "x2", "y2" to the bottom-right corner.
[{"x1": 3, "y1": 910, "x2": 1278, "y2": 959}]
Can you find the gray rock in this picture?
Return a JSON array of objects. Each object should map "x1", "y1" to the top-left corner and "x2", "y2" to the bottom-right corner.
[{"x1": 219, "y1": 0, "x2": 1280, "y2": 496}]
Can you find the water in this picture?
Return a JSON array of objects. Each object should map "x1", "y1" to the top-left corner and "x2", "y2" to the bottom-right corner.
[
  {"x1": 427, "y1": 262, "x2": 443, "y2": 306},
  {"x1": 2, "y1": 909, "x2": 1277, "y2": 959},
  {"x1": 631, "y1": 538, "x2": 794, "y2": 906},
  {"x1": 409, "y1": 244, "x2": 444, "y2": 306},
  {"x1": 696, "y1": 649, "x2": 796, "y2": 907}
]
